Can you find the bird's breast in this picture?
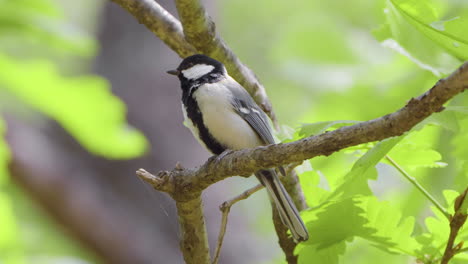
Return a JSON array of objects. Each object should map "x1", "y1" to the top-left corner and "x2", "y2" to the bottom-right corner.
[{"x1": 192, "y1": 84, "x2": 262, "y2": 150}]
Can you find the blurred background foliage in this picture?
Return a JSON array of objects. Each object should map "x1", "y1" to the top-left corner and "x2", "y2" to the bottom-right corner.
[{"x1": 0, "y1": 0, "x2": 467, "y2": 263}]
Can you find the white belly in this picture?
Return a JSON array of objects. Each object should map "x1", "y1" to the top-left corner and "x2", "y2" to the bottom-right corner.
[{"x1": 190, "y1": 83, "x2": 262, "y2": 150}]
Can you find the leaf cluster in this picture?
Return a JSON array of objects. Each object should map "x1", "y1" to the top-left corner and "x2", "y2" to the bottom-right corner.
[{"x1": 222, "y1": 0, "x2": 468, "y2": 263}]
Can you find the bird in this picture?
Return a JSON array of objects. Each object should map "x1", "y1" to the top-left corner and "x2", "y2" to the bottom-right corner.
[{"x1": 167, "y1": 54, "x2": 309, "y2": 242}]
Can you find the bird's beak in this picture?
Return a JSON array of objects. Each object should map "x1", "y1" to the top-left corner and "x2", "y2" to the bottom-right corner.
[{"x1": 167, "y1": 69, "x2": 180, "y2": 76}]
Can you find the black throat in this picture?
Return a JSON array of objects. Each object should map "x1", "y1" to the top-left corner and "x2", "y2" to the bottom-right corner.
[{"x1": 181, "y1": 73, "x2": 226, "y2": 155}]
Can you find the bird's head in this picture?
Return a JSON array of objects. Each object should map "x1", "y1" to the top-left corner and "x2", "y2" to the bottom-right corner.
[{"x1": 167, "y1": 54, "x2": 226, "y2": 82}]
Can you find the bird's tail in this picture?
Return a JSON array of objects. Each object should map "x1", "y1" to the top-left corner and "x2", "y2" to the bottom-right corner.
[{"x1": 256, "y1": 169, "x2": 309, "y2": 242}]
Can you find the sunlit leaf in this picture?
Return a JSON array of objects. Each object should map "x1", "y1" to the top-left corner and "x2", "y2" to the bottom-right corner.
[
  {"x1": 374, "y1": 0, "x2": 463, "y2": 76},
  {"x1": 0, "y1": 54, "x2": 147, "y2": 159},
  {"x1": 0, "y1": 0, "x2": 96, "y2": 57},
  {"x1": 388, "y1": 127, "x2": 445, "y2": 169},
  {"x1": 309, "y1": 151, "x2": 357, "y2": 196},
  {"x1": 452, "y1": 119, "x2": 468, "y2": 161},
  {"x1": 329, "y1": 136, "x2": 403, "y2": 200},
  {"x1": 299, "y1": 196, "x2": 417, "y2": 260},
  {"x1": 359, "y1": 197, "x2": 418, "y2": 255},
  {"x1": 296, "y1": 240, "x2": 345, "y2": 264},
  {"x1": 0, "y1": 194, "x2": 25, "y2": 264},
  {"x1": 0, "y1": 0, "x2": 62, "y2": 18},
  {"x1": 458, "y1": 192, "x2": 468, "y2": 215},
  {"x1": 298, "y1": 169, "x2": 331, "y2": 207}
]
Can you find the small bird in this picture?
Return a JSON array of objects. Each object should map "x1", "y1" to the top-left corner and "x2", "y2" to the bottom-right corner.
[{"x1": 167, "y1": 54, "x2": 308, "y2": 242}]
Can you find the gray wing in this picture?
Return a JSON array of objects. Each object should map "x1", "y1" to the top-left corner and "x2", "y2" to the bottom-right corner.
[
  {"x1": 227, "y1": 82, "x2": 275, "y2": 145},
  {"x1": 226, "y1": 79, "x2": 286, "y2": 175}
]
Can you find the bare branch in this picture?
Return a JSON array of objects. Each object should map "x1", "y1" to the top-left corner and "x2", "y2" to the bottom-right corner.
[
  {"x1": 137, "y1": 169, "x2": 210, "y2": 264},
  {"x1": 176, "y1": 195, "x2": 211, "y2": 264},
  {"x1": 174, "y1": 0, "x2": 276, "y2": 122},
  {"x1": 113, "y1": 1, "x2": 468, "y2": 263},
  {"x1": 441, "y1": 187, "x2": 468, "y2": 264},
  {"x1": 111, "y1": 0, "x2": 276, "y2": 122},
  {"x1": 272, "y1": 208, "x2": 298, "y2": 264},
  {"x1": 112, "y1": 1, "x2": 300, "y2": 259},
  {"x1": 212, "y1": 184, "x2": 263, "y2": 264},
  {"x1": 137, "y1": 62, "x2": 468, "y2": 202},
  {"x1": 110, "y1": 0, "x2": 196, "y2": 57},
  {"x1": 282, "y1": 169, "x2": 308, "y2": 211}
]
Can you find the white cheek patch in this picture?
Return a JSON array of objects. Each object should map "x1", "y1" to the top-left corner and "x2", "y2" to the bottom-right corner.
[{"x1": 182, "y1": 64, "x2": 215, "y2": 80}]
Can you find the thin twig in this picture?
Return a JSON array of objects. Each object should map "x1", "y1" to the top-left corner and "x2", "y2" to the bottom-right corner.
[
  {"x1": 385, "y1": 155, "x2": 450, "y2": 219},
  {"x1": 441, "y1": 188, "x2": 468, "y2": 264},
  {"x1": 212, "y1": 184, "x2": 263, "y2": 264}
]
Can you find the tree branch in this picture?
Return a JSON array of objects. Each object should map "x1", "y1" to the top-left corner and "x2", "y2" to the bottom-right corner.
[
  {"x1": 113, "y1": 1, "x2": 468, "y2": 263},
  {"x1": 176, "y1": 195, "x2": 211, "y2": 264},
  {"x1": 212, "y1": 184, "x2": 263, "y2": 264},
  {"x1": 272, "y1": 207, "x2": 298, "y2": 264},
  {"x1": 173, "y1": 0, "x2": 276, "y2": 122},
  {"x1": 137, "y1": 61, "x2": 468, "y2": 201},
  {"x1": 112, "y1": 0, "x2": 299, "y2": 260},
  {"x1": 441, "y1": 187, "x2": 468, "y2": 264},
  {"x1": 138, "y1": 61, "x2": 467, "y2": 264},
  {"x1": 110, "y1": 0, "x2": 196, "y2": 57},
  {"x1": 110, "y1": 0, "x2": 276, "y2": 123}
]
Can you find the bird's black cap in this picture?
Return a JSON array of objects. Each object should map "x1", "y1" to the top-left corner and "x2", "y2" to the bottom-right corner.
[{"x1": 167, "y1": 54, "x2": 225, "y2": 76}]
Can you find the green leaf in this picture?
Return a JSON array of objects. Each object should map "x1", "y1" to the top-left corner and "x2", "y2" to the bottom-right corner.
[
  {"x1": 0, "y1": 54, "x2": 148, "y2": 159},
  {"x1": 308, "y1": 151, "x2": 358, "y2": 197},
  {"x1": 452, "y1": 119, "x2": 468, "y2": 161},
  {"x1": 443, "y1": 189, "x2": 459, "y2": 215},
  {"x1": 0, "y1": 194, "x2": 25, "y2": 264},
  {"x1": 0, "y1": 0, "x2": 62, "y2": 19},
  {"x1": 359, "y1": 197, "x2": 418, "y2": 255},
  {"x1": 0, "y1": 0, "x2": 96, "y2": 57},
  {"x1": 298, "y1": 196, "x2": 417, "y2": 260},
  {"x1": 418, "y1": 106, "x2": 468, "y2": 132},
  {"x1": 387, "y1": 126, "x2": 445, "y2": 169},
  {"x1": 298, "y1": 120, "x2": 359, "y2": 138},
  {"x1": 459, "y1": 193, "x2": 468, "y2": 215},
  {"x1": 329, "y1": 136, "x2": 404, "y2": 200},
  {"x1": 302, "y1": 196, "x2": 371, "y2": 248},
  {"x1": 298, "y1": 169, "x2": 331, "y2": 208},
  {"x1": 374, "y1": 0, "x2": 463, "y2": 76},
  {"x1": 296, "y1": 241, "x2": 346, "y2": 264}
]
